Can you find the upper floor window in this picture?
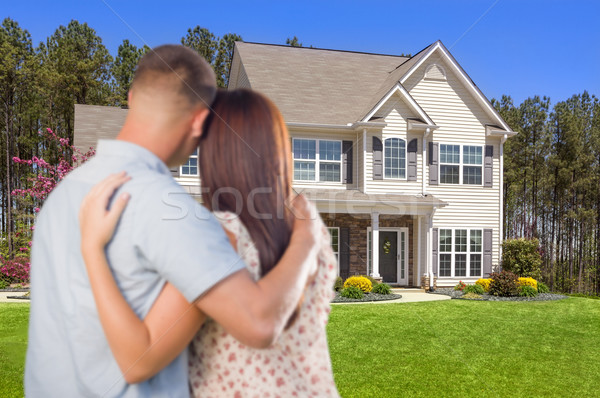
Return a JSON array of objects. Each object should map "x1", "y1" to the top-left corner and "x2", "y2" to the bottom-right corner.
[
  {"x1": 439, "y1": 228, "x2": 482, "y2": 278},
  {"x1": 181, "y1": 148, "x2": 198, "y2": 176},
  {"x1": 440, "y1": 144, "x2": 482, "y2": 185},
  {"x1": 293, "y1": 138, "x2": 341, "y2": 182},
  {"x1": 384, "y1": 138, "x2": 406, "y2": 179}
]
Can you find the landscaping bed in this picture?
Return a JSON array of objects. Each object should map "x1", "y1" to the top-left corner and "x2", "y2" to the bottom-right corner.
[
  {"x1": 332, "y1": 292, "x2": 401, "y2": 303},
  {"x1": 431, "y1": 288, "x2": 567, "y2": 301}
]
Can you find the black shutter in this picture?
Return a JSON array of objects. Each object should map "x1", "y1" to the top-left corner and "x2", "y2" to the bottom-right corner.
[
  {"x1": 428, "y1": 142, "x2": 439, "y2": 185},
  {"x1": 483, "y1": 229, "x2": 493, "y2": 276},
  {"x1": 170, "y1": 166, "x2": 180, "y2": 178},
  {"x1": 373, "y1": 136, "x2": 383, "y2": 180},
  {"x1": 339, "y1": 227, "x2": 350, "y2": 280},
  {"x1": 407, "y1": 138, "x2": 418, "y2": 181},
  {"x1": 484, "y1": 145, "x2": 493, "y2": 187},
  {"x1": 432, "y1": 228, "x2": 438, "y2": 276},
  {"x1": 342, "y1": 140, "x2": 353, "y2": 184}
]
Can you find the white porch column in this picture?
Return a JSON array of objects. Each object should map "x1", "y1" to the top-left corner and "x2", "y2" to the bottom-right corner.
[
  {"x1": 371, "y1": 211, "x2": 380, "y2": 278},
  {"x1": 427, "y1": 212, "x2": 434, "y2": 289},
  {"x1": 417, "y1": 215, "x2": 422, "y2": 281}
]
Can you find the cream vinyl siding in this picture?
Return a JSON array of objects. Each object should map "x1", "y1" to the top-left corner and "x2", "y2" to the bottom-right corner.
[
  {"x1": 364, "y1": 97, "x2": 423, "y2": 194},
  {"x1": 404, "y1": 52, "x2": 502, "y2": 272},
  {"x1": 288, "y1": 129, "x2": 358, "y2": 190}
]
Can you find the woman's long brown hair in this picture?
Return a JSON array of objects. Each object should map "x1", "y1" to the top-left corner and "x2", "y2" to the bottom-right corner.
[{"x1": 199, "y1": 89, "x2": 294, "y2": 277}]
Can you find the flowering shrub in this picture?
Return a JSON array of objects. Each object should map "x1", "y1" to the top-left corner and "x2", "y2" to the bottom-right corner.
[
  {"x1": 0, "y1": 257, "x2": 31, "y2": 284},
  {"x1": 476, "y1": 278, "x2": 492, "y2": 292},
  {"x1": 360, "y1": 275, "x2": 379, "y2": 286},
  {"x1": 517, "y1": 277, "x2": 538, "y2": 291},
  {"x1": 489, "y1": 270, "x2": 519, "y2": 297},
  {"x1": 454, "y1": 281, "x2": 466, "y2": 291},
  {"x1": 340, "y1": 286, "x2": 364, "y2": 299},
  {"x1": 343, "y1": 276, "x2": 372, "y2": 293}
]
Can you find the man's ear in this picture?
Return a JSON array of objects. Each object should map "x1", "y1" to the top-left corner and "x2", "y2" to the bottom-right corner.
[{"x1": 190, "y1": 108, "x2": 210, "y2": 139}]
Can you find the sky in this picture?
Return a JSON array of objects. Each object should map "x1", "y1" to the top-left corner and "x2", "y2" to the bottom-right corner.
[{"x1": 4, "y1": 0, "x2": 599, "y2": 106}]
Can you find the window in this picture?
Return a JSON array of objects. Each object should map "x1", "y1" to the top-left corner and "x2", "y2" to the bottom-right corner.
[
  {"x1": 384, "y1": 138, "x2": 406, "y2": 179},
  {"x1": 181, "y1": 148, "x2": 198, "y2": 176},
  {"x1": 438, "y1": 229, "x2": 483, "y2": 278},
  {"x1": 328, "y1": 227, "x2": 339, "y2": 263},
  {"x1": 439, "y1": 144, "x2": 483, "y2": 185},
  {"x1": 463, "y1": 146, "x2": 482, "y2": 185},
  {"x1": 293, "y1": 139, "x2": 341, "y2": 182}
]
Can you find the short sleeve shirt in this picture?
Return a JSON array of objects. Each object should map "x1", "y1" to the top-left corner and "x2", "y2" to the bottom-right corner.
[{"x1": 25, "y1": 140, "x2": 245, "y2": 397}]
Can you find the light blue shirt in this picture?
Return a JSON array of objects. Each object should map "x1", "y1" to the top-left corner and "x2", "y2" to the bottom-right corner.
[{"x1": 25, "y1": 140, "x2": 245, "y2": 397}]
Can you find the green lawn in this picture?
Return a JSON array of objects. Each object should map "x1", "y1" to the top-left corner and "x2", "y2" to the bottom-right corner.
[
  {"x1": 328, "y1": 297, "x2": 600, "y2": 397},
  {"x1": 0, "y1": 303, "x2": 29, "y2": 398},
  {"x1": 1, "y1": 298, "x2": 600, "y2": 397}
]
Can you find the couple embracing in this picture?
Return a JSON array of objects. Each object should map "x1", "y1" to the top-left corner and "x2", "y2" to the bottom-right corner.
[{"x1": 25, "y1": 44, "x2": 339, "y2": 397}]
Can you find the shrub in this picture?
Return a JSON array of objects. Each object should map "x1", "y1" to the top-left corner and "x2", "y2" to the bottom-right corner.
[
  {"x1": 519, "y1": 285, "x2": 538, "y2": 297},
  {"x1": 344, "y1": 276, "x2": 373, "y2": 293},
  {"x1": 333, "y1": 276, "x2": 344, "y2": 291},
  {"x1": 462, "y1": 292, "x2": 483, "y2": 300},
  {"x1": 537, "y1": 281, "x2": 550, "y2": 293},
  {"x1": 463, "y1": 284, "x2": 485, "y2": 295},
  {"x1": 340, "y1": 286, "x2": 364, "y2": 299},
  {"x1": 361, "y1": 275, "x2": 379, "y2": 286},
  {"x1": 501, "y1": 238, "x2": 542, "y2": 279},
  {"x1": 372, "y1": 283, "x2": 391, "y2": 295},
  {"x1": 454, "y1": 281, "x2": 466, "y2": 291},
  {"x1": 489, "y1": 270, "x2": 519, "y2": 297},
  {"x1": 0, "y1": 257, "x2": 30, "y2": 284},
  {"x1": 0, "y1": 279, "x2": 8, "y2": 289},
  {"x1": 476, "y1": 278, "x2": 492, "y2": 292},
  {"x1": 517, "y1": 277, "x2": 538, "y2": 291}
]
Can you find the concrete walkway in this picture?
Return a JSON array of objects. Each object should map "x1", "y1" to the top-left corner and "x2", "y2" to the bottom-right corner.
[
  {"x1": 0, "y1": 291, "x2": 30, "y2": 303},
  {"x1": 332, "y1": 289, "x2": 450, "y2": 305}
]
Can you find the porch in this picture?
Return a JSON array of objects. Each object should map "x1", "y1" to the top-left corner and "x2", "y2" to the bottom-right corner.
[{"x1": 300, "y1": 189, "x2": 447, "y2": 288}]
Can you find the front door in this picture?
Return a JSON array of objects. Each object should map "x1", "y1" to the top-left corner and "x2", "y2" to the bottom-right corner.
[{"x1": 379, "y1": 231, "x2": 397, "y2": 283}]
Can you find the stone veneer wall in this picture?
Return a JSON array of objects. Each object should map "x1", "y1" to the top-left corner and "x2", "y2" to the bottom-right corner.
[{"x1": 320, "y1": 213, "x2": 414, "y2": 286}]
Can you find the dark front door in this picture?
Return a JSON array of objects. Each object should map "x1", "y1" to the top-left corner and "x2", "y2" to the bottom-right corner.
[{"x1": 379, "y1": 231, "x2": 397, "y2": 283}]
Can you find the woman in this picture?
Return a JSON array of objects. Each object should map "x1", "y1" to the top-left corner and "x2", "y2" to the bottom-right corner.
[{"x1": 79, "y1": 89, "x2": 339, "y2": 397}]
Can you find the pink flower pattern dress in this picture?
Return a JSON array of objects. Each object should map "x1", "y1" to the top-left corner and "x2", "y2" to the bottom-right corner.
[{"x1": 188, "y1": 211, "x2": 340, "y2": 398}]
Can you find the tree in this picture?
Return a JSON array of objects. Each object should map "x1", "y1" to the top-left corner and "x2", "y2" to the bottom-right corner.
[
  {"x1": 181, "y1": 26, "x2": 217, "y2": 64},
  {"x1": 286, "y1": 36, "x2": 303, "y2": 47},
  {"x1": 0, "y1": 18, "x2": 35, "y2": 257},
  {"x1": 214, "y1": 33, "x2": 242, "y2": 88},
  {"x1": 181, "y1": 27, "x2": 243, "y2": 88},
  {"x1": 112, "y1": 39, "x2": 149, "y2": 107},
  {"x1": 39, "y1": 20, "x2": 113, "y2": 143}
]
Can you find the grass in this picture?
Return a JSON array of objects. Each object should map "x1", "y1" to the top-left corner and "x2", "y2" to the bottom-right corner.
[
  {"x1": 0, "y1": 303, "x2": 29, "y2": 398},
  {"x1": 327, "y1": 297, "x2": 600, "y2": 397},
  {"x1": 1, "y1": 298, "x2": 600, "y2": 397}
]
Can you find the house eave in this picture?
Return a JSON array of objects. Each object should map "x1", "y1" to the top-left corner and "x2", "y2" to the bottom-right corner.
[
  {"x1": 407, "y1": 119, "x2": 439, "y2": 132},
  {"x1": 485, "y1": 125, "x2": 517, "y2": 137},
  {"x1": 287, "y1": 121, "x2": 387, "y2": 131}
]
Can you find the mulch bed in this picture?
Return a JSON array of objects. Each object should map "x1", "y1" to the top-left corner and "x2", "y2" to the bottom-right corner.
[
  {"x1": 332, "y1": 292, "x2": 402, "y2": 303},
  {"x1": 430, "y1": 288, "x2": 568, "y2": 301}
]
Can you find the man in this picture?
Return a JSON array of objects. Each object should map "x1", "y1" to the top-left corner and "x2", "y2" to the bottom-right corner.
[{"x1": 25, "y1": 45, "x2": 320, "y2": 397}]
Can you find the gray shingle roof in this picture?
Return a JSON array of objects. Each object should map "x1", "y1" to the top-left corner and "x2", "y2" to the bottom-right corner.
[{"x1": 232, "y1": 42, "x2": 413, "y2": 125}]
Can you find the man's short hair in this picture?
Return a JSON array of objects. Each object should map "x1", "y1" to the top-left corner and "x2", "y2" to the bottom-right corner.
[{"x1": 131, "y1": 44, "x2": 217, "y2": 108}]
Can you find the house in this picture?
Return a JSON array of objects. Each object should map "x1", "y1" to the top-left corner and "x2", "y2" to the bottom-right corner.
[{"x1": 74, "y1": 40, "x2": 516, "y2": 289}]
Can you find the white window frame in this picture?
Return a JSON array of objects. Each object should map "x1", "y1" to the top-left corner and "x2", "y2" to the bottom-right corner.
[
  {"x1": 383, "y1": 137, "x2": 407, "y2": 180},
  {"x1": 439, "y1": 144, "x2": 483, "y2": 186},
  {"x1": 438, "y1": 228, "x2": 483, "y2": 278},
  {"x1": 180, "y1": 148, "x2": 199, "y2": 176},
  {"x1": 292, "y1": 138, "x2": 342, "y2": 183},
  {"x1": 327, "y1": 227, "x2": 340, "y2": 274}
]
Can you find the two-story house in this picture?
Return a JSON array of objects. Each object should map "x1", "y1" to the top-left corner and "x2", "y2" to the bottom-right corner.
[{"x1": 74, "y1": 40, "x2": 515, "y2": 289}]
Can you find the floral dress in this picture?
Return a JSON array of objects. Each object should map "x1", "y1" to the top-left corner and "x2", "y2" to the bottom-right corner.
[{"x1": 188, "y1": 211, "x2": 340, "y2": 398}]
